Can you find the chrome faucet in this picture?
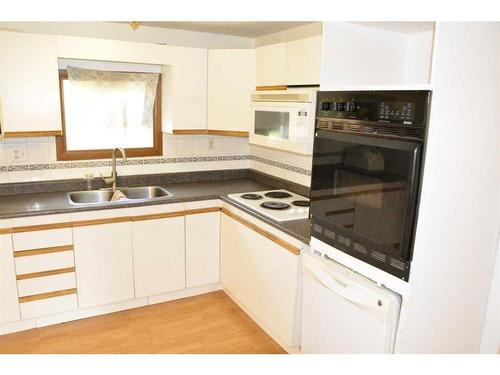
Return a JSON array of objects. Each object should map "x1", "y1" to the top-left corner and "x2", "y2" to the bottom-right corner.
[{"x1": 103, "y1": 147, "x2": 127, "y2": 191}]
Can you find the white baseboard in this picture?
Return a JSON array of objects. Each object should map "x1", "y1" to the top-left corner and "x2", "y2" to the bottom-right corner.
[
  {"x1": 147, "y1": 283, "x2": 222, "y2": 305},
  {"x1": 0, "y1": 318, "x2": 36, "y2": 335},
  {"x1": 0, "y1": 283, "x2": 222, "y2": 335}
]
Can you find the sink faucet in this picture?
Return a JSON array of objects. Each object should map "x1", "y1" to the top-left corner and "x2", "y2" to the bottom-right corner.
[{"x1": 103, "y1": 147, "x2": 127, "y2": 191}]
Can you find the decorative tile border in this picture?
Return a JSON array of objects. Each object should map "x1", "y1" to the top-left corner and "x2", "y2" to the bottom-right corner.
[
  {"x1": 0, "y1": 154, "x2": 312, "y2": 177},
  {"x1": 251, "y1": 155, "x2": 312, "y2": 176}
]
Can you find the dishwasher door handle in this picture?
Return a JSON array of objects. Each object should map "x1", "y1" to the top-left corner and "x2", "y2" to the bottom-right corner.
[{"x1": 304, "y1": 255, "x2": 369, "y2": 306}]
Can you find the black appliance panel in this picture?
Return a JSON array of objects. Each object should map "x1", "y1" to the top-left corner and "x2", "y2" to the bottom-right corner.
[
  {"x1": 317, "y1": 90, "x2": 430, "y2": 127},
  {"x1": 311, "y1": 90, "x2": 431, "y2": 281}
]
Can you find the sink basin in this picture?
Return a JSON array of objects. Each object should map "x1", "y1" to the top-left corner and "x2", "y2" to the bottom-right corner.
[
  {"x1": 67, "y1": 186, "x2": 173, "y2": 205},
  {"x1": 121, "y1": 186, "x2": 172, "y2": 200}
]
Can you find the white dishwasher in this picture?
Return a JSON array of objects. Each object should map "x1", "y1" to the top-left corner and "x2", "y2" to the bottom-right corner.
[{"x1": 301, "y1": 252, "x2": 402, "y2": 354}]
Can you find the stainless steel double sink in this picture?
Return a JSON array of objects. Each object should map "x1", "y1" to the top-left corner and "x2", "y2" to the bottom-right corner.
[{"x1": 67, "y1": 186, "x2": 173, "y2": 206}]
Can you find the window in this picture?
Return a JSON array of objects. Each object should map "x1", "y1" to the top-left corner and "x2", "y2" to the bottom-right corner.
[{"x1": 56, "y1": 65, "x2": 162, "y2": 160}]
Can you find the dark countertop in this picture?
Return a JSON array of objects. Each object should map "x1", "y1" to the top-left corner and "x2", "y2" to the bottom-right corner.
[{"x1": 0, "y1": 177, "x2": 311, "y2": 245}]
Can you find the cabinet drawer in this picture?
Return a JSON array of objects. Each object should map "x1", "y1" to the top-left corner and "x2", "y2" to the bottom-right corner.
[
  {"x1": 19, "y1": 294, "x2": 78, "y2": 320},
  {"x1": 12, "y1": 228, "x2": 73, "y2": 251},
  {"x1": 15, "y1": 250, "x2": 75, "y2": 274},
  {"x1": 18, "y1": 272, "x2": 76, "y2": 297}
]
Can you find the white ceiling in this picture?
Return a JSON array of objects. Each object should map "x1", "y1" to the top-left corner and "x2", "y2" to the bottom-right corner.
[
  {"x1": 352, "y1": 22, "x2": 435, "y2": 34},
  {"x1": 136, "y1": 21, "x2": 316, "y2": 38}
]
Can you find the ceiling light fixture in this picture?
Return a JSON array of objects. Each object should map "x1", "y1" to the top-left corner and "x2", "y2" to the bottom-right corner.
[{"x1": 128, "y1": 21, "x2": 141, "y2": 31}]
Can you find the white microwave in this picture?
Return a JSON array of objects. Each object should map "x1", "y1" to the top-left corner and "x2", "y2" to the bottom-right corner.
[{"x1": 249, "y1": 89, "x2": 317, "y2": 155}]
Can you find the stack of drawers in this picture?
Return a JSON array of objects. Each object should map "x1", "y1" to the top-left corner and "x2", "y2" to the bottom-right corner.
[{"x1": 12, "y1": 227, "x2": 78, "y2": 319}]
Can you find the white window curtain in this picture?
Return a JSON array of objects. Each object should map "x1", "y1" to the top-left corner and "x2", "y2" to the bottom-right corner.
[{"x1": 64, "y1": 66, "x2": 159, "y2": 150}]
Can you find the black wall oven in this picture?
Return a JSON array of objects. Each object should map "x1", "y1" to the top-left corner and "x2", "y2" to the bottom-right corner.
[{"x1": 310, "y1": 91, "x2": 431, "y2": 281}]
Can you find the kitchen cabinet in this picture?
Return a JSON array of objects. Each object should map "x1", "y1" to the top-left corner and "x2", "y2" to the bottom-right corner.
[
  {"x1": 164, "y1": 46, "x2": 208, "y2": 133},
  {"x1": 73, "y1": 222, "x2": 135, "y2": 308},
  {"x1": 0, "y1": 234, "x2": 20, "y2": 324},
  {"x1": 207, "y1": 49, "x2": 255, "y2": 135},
  {"x1": 255, "y1": 43, "x2": 286, "y2": 87},
  {"x1": 285, "y1": 35, "x2": 322, "y2": 86},
  {"x1": 186, "y1": 211, "x2": 220, "y2": 288},
  {"x1": 220, "y1": 210, "x2": 301, "y2": 349},
  {"x1": 132, "y1": 216, "x2": 185, "y2": 297},
  {"x1": 0, "y1": 31, "x2": 62, "y2": 137}
]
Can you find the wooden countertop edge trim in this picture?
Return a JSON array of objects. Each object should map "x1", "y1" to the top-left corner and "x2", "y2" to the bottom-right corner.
[
  {"x1": 14, "y1": 245, "x2": 74, "y2": 257},
  {"x1": 185, "y1": 207, "x2": 221, "y2": 215},
  {"x1": 17, "y1": 267, "x2": 76, "y2": 280},
  {"x1": 9, "y1": 208, "x2": 221, "y2": 232},
  {"x1": 221, "y1": 207, "x2": 300, "y2": 256},
  {"x1": 0, "y1": 228, "x2": 13, "y2": 235},
  {"x1": 13, "y1": 222, "x2": 73, "y2": 233},
  {"x1": 19, "y1": 288, "x2": 77, "y2": 303}
]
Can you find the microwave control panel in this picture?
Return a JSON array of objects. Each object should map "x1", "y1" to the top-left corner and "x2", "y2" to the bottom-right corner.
[{"x1": 316, "y1": 90, "x2": 431, "y2": 127}]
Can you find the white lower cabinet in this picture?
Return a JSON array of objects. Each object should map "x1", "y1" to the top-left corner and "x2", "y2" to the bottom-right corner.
[
  {"x1": 132, "y1": 217, "x2": 186, "y2": 297},
  {"x1": 73, "y1": 222, "x2": 135, "y2": 308},
  {"x1": 186, "y1": 211, "x2": 220, "y2": 288},
  {"x1": 0, "y1": 234, "x2": 20, "y2": 324},
  {"x1": 220, "y1": 212, "x2": 301, "y2": 349}
]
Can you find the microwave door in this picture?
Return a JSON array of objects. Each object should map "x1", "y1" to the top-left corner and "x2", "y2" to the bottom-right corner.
[{"x1": 254, "y1": 108, "x2": 291, "y2": 140}]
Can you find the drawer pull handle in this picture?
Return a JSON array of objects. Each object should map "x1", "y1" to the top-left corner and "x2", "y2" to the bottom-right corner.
[
  {"x1": 19, "y1": 288, "x2": 77, "y2": 303},
  {"x1": 17, "y1": 267, "x2": 76, "y2": 280},
  {"x1": 14, "y1": 245, "x2": 74, "y2": 257}
]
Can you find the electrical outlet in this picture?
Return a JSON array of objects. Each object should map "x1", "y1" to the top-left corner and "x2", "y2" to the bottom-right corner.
[{"x1": 208, "y1": 139, "x2": 215, "y2": 151}]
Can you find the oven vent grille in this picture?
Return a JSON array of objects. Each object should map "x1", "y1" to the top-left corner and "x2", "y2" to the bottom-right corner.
[
  {"x1": 324, "y1": 229, "x2": 336, "y2": 240},
  {"x1": 316, "y1": 118, "x2": 424, "y2": 140},
  {"x1": 336, "y1": 234, "x2": 351, "y2": 247},
  {"x1": 312, "y1": 221, "x2": 411, "y2": 280},
  {"x1": 353, "y1": 242, "x2": 368, "y2": 255},
  {"x1": 371, "y1": 251, "x2": 387, "y2": 263},
  {"x1": 390, "y1": 258, "x2": 406, "y2": 271},
  {"x1": 312, "y1": 224, "x2": 323, "y2": 234}
]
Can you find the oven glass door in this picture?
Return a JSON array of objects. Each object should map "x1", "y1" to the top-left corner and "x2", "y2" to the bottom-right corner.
[{"x1": 310, "y1": 130, "x2": 422, "y2": 279}]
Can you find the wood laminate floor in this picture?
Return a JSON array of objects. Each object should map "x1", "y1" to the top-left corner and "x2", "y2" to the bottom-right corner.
[{"x1": 0, "y1": 291, "x2": 286, "y2": 354}]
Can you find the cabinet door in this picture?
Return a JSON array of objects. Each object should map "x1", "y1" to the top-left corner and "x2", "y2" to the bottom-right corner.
[
  {"x1": 186, "y1": 211, "x2": 220, "y2": 288},
  {"x1": 73, "y1": 222, "x2": 135, "y2": 308},
  {"x1": 207, "y1": 49, "x2": 255, "y2": 133},
  {"x1": 0, "y1": 234, "x2": 20, "y2": 324},
  {"x1": 220, "y1": 213, "x2": 300, "y2": 347},
  {"x1": 165, "y1": 46, "x2": 208, "y2": 132},
  {"x1": 286, "y1": 35, "x2": 323, "y2": 86},
  {"x1": 256, "y1": 43, "x2": 286, "y2": 87},
  {"x1": 0, "y1": 31, "x2": 61, "y2": 135},
  {"x1": 131, "y1": 217, "x2": 185, "y2": 297}
]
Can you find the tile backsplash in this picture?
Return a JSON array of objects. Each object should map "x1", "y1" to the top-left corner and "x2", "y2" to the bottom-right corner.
[
  {"x1": 0, "y1": 134, "x2": 251, "y2": 184},
  {"x1": 0, "y1": 134, "x2": 314, "y2": 187},
  {"x1": 250, "y1": 144, "x2": 312, "y2": 187}
]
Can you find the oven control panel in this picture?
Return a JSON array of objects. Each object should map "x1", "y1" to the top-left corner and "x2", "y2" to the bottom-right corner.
[{"x1": 317, "y1": 90, "x2": 431, "y2": 126}]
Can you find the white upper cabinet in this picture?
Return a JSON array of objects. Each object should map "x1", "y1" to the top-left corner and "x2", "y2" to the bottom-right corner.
[
  {"x1": 256, "y1": 43, "x2": 286, "y2": 87},
  {"x1": 132, "y1": 217, "x2": 186, "y2": 297},
  {"x1": 163, "y1": 46, "x2": 208, "y2": 133},
  {"x1": 0, "y1": 31, "x2": 62, "y2": 136},
  {"x1": 73, "y1": 222, "x2": 135, "y2": 308},
  {"x1": 0, "y1": 234, "x2": 20, "y2": 324},
  {"x1": 285, "y1": 35, "x2": 323, "y2": 86},
  {"x1": 207, "y1": 49, "x2": 256, "y2": 134}
]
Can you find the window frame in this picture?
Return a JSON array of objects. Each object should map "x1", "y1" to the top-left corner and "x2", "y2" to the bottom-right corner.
[{"x1": 55, "y1": 69, "x2": 163, "y2": 161}]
